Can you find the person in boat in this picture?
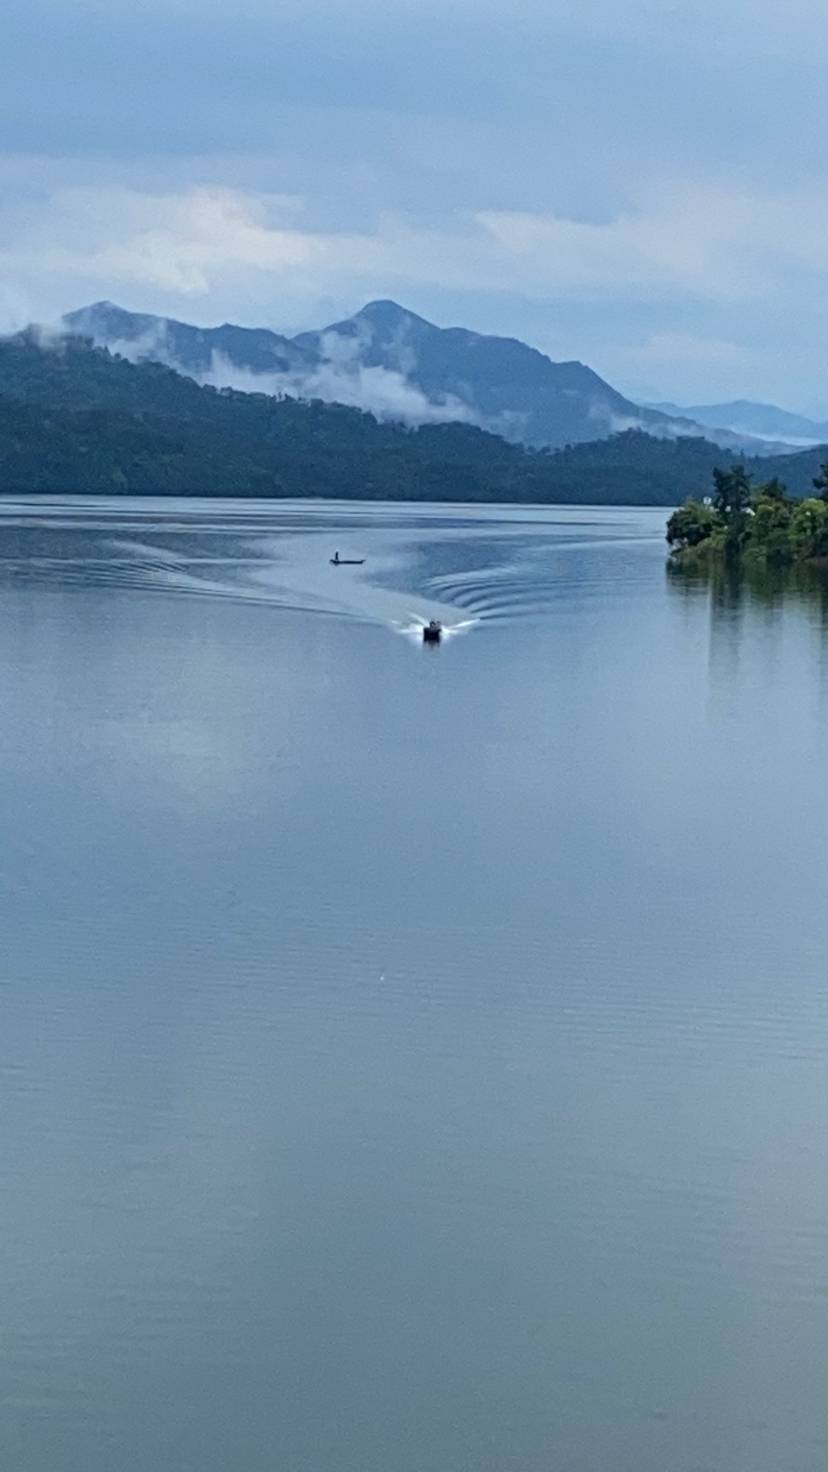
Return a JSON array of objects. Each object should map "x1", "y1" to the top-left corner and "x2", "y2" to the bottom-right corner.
[{"x1": 332, "y1": 551, "x2": 340, "y2": 564}]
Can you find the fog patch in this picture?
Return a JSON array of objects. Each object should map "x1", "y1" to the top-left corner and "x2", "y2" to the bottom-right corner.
[
  {"x1": 605, "y1": 409, "x2": 712, "y2": 440},
  {"x1": 198, "y1": 350, "x2": 476, "y2": 427},
  {"x1": 90, "y1": 321, "x2": 174, "y2": 365}
]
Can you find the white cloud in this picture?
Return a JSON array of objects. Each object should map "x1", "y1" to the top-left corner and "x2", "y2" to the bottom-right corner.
[
  {"x1": 199, "y1": 351, "x2": 476, "y2": 426},
  {"x1": 5, "y1": 186, "x2": 315, "y2": 296},
  {"x1": 7, "y1": 177, "x2": 828, "y2": 320}
]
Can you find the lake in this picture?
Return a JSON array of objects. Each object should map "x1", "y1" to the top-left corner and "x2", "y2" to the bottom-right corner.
[{"x1": 2, "y1": 497, "x2": 828, "y2": 1472}]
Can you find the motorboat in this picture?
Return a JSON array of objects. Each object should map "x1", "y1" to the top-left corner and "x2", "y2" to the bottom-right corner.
[
  {"x1": 422, "y1": 620, "x2": 443, "y2": 644},
  {"x1": 330, "y1": 552, "x2": 365, "y2": 565}
]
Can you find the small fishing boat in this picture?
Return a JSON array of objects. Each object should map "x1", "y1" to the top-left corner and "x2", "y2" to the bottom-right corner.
[
  {"x1": 330, "y1": 552, "x2": 365, "y2": 565},
  {"x1": 422, "y1": 620, "x2": 443, "y2": 644}
]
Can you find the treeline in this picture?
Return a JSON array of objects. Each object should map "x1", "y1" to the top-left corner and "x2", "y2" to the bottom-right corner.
[
  {"x1": 0, "y1": 332, "x2": 826, "y2": 502},
  {"x1": 667, "y1": 464, "x2": 828, "y2": 565}
]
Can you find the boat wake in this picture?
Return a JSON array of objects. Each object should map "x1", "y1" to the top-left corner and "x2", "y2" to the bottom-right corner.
[
  {"x1": 396, "y1": 614, "x2": 479, "y2": 644},
  {"x1": 0, "y1": 499, "x2": 663, "y2": 640}
]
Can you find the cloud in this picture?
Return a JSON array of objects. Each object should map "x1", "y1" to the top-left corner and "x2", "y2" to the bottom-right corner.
[
  {"x1": 5, "y1": 174, "x2": 828, "y2": 405},
  {"x1": 3, "y1": 0, "x2": 828, "y2": 410},
  {"x1": 3, "y1": 178, "x2": 824, "y2": 313},
  {"x1": 1, "y1": 186, "x2": 313, "y2": 297},
  {"x1": 198, "y1": 351, "x2": 476, "y2": 426}
]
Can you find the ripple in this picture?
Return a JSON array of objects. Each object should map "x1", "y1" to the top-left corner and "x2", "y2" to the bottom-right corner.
[{"x1": 0, "y1": 498, "x2": 669, "y2": 634}]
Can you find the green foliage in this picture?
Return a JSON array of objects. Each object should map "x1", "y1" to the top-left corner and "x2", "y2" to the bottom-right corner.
[
  {"x1": 789, "y1": 498, "x2": 828, "y2": 560},
  {"x1": 666, "y1": 499, "x2": 722, "y2": 551},
  {"x1": 709, "y1": 465, "x2": 751, "y2": 558},
  {"x1": 748, "y1": 478, "x2": 794, "y2": 563},
  {"x1": 670, "y1": 467, "x2": 828, "y2": 567},
  {"x1": 712, "y1": 465, "x2": 752, "y2": 517},
  {"x1": 0, "y1": 337, "x2": 727, "y2": 502}
]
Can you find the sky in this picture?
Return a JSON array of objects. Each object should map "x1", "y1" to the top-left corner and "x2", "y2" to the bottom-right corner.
[{"x1": 2, "y1": 0, "x2": 828, "y2": 410}]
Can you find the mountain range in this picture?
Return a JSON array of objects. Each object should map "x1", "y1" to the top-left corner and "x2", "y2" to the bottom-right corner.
[
  {"x1": 65, "y1": 299, "x2": 785, "y2": 456},
  {"x1": 648, "y1": 399, "x2": 828, "y2": 447},
  {"x1": 1, "y1": 327, "x2": 826, "y2": 504}
]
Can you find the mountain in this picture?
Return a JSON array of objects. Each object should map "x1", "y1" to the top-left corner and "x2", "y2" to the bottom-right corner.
[
  {"x1": 0, "y1": 330, "x2": 677, "y2": 500},
  {"x1": 293, "y1": 299, "x2": 704, "y2": 445},
  {"x1": 64, "y1": 300, "x2": 316, "y2": 377},
  {"x1": 650, "y1": 399, "x2": 828, "y2": 447},
  {"x1": 64, "y1": 297, "x2": 722, "y2": 451},
  {"x1": 0, "y1": 329, "x2": 824, "y2": 503}
]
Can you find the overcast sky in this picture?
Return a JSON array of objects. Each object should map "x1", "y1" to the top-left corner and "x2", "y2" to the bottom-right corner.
[{"x1": 2, "y1": 0, "x2": 828, "y2": 408}]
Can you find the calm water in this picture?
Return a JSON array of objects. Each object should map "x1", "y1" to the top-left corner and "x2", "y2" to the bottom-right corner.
[{"x1": 2, "y1": 497, "x2": 828, "y2": 1472}]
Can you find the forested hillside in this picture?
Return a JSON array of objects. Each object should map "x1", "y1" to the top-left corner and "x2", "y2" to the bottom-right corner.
[{"x1": 0, "y1": 333, "x2": 823, "y2": 502}]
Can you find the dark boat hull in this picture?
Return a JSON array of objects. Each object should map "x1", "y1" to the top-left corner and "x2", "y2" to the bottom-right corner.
[{"x1": 330, "y1": 558, "x2": 365, "y2": 565}]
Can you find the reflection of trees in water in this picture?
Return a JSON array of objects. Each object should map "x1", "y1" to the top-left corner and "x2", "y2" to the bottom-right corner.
[
  {"x1": 708, "y1": 565, "x2": 745, "y2": 712},
  {"x1": 668, "y1": 558, "x2": 828, "y2": 624},
  {"x1": 666, "y1": 559, "x2": 828, "y2": 711}
]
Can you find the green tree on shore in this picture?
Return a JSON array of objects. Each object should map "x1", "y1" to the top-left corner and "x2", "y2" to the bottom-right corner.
[
  {"x1": 750, "y1": 477, "x2": 793, "y2": 563},
  {"x1": 712, "y1": 466, "x2": 752, "y2": 557},
  {"x1": 712, "y1": 465, "x2": 752, "y2": 518},
  {"x1": 665, "y1": 499, "x2": 721, "y2": 552},
  {"x1": 790, "y1": 498, "x2": 828, "y2": 559},
  {"x1": 668, "y1": 467, "x2": 828, "y2": 566}
]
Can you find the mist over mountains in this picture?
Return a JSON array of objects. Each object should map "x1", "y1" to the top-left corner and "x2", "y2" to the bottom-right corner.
[
  {"x1": 64, "y1": 298, "x2": 779, "y2": 456},
  {"x1": 649, "y1": 399, "x2": 828, "y2": 447}
]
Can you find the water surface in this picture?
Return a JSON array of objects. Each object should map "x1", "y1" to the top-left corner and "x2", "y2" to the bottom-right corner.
[{"x1": 2, "y1": 498, "x2": 828, "y2": 1472}]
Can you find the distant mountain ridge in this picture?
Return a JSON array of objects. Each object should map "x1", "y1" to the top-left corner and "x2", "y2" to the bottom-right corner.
[
  {"x1": 649, "y1": 398, "x2": 828, "y2": 446},
  {"x1": 64, "y1": 300, "x2": 317, "y2": 377},
  {"x1": 64, "y1": 297, "x2": 752, "y2": 453}
]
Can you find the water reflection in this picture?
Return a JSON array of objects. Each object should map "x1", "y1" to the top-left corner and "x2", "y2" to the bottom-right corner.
[
  {"x1": 667, "y1": 559, "x2": 828, "y2": 715},
  {"x1": 667, "y1": 554, "x2": 828, "y2": 619}
]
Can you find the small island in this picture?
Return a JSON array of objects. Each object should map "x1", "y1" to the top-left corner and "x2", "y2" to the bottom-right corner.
[{"x1": 667, "y1": 462, "x2": 828, "y2": 567}]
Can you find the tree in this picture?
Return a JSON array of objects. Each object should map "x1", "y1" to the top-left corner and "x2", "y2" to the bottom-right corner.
[
  {"x1": 750, "y1": 478, "x2": 793, "y2": 563},
  {"x1": 760, "y1": 476, "x2": 788, "y2": 502},
  {"x1": 790, "y1": 498, "x2": 828, "y2": 560},
  {"x1": 712, "y1": 465, "x2": 752, "y2": 518},
  {"x1": 812, "y1": 461, "x2": 828, "y2": 500},
  {"x1": 711, "y1": 466, "x2": 752, "y2": 558},
  {"x1": 666, "y1": 499, "x2": 721, "y2": 552}
]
